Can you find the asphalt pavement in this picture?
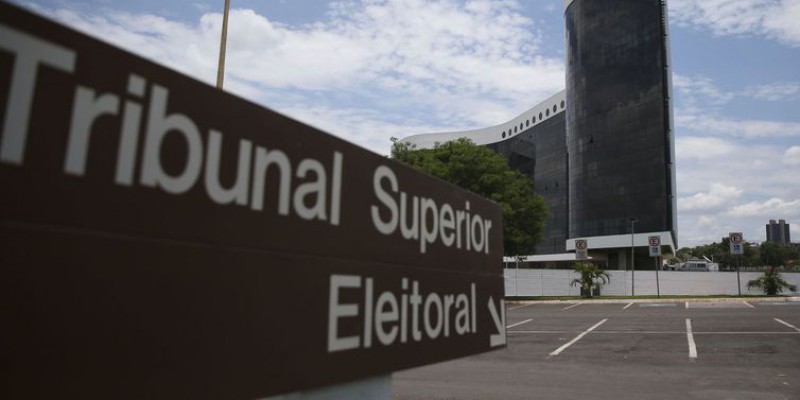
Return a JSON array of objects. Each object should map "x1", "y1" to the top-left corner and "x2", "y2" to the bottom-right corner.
[{"x1": 393, "y1": 298, "x2": 800, "y2": 400}]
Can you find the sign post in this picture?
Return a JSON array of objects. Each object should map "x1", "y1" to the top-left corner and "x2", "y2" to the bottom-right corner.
[
  {"x1": 730, "y1": 232, "x2": 744, "y2": 295},
  {"x1": 575, "y1": 239, "x2": 588, "y2": 261},
  {"x1": 0, "y1": 4, "x2": 506, "y2": 399},
  {"x1": 514, "y1": 255, "x2": 528, "y2": 297},
  {"x1": 649, "y1": 236, "x2": 661, "y2": 298}
]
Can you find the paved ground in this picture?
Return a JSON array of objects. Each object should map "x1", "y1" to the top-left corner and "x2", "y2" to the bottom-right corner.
[{"x1": 393, "y1": 299, "x2": 800, "y2": 400}]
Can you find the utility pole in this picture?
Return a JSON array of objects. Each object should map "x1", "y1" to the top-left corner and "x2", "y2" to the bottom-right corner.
[{"x1": 216, "y1": 0, "x2": 231, "y2": 89}]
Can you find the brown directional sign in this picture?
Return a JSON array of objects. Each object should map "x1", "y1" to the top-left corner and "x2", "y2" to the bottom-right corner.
[{"x1": 0, "y1": 3, "x2": 505, "y2": 399}]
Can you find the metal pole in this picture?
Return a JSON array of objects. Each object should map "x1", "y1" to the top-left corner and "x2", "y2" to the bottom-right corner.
[
  {"x1": 736, "y1": 255, "x2": 742, "y2": 296},
  {"x1": 515, "y1": 257, "x2": 519, "y2": 297},
  {"x1": 655, "y1": 256, "x2": 661, "y2": 298},
  {"x1": 630, "y1": 218, "x2": 637, "y2": 297},
  {"x1": 216, "y1": 0, "x2": 231, "y2": 89}
]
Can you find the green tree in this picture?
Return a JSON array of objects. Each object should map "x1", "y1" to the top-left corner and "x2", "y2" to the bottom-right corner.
[
  {"x1": 760, "y1": 241, "x2": 798, "y2": 267},
  {"x1": 681, "y1": 239, "x2": 757, "y2": 269},
  {"x1": 391, "y1": 138, "x2": 547, "y2": 255},
  {"x1": 570, "y1": 262, "x2": 611, "y2": 299},
  {"x1": 747, "y1": 266, "x2": 797, "y2": 295}
]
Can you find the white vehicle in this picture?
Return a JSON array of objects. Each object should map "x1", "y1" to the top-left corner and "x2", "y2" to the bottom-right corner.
[{"x1": 677, "y1": 257, "x2": 719, "y2": 272}]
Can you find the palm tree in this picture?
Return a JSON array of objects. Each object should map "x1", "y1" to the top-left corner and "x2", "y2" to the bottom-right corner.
[
  {"x1": 571, "y1": 262, "x2": 611, "y2": 298},
  {"x1": 747, "y1": 266, "x2": 798, "y2": 296}
]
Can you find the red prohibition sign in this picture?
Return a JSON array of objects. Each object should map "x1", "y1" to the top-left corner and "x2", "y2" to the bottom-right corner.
[
  {"x1": 649, "y1": 236, "x2": 660, "y2": 247},
  {"x1": 730, "y1": 233, "x2": 743, "y2": 245},
  {"x1": 576, "y1": 240, "x2": 587, "y2": 250}
]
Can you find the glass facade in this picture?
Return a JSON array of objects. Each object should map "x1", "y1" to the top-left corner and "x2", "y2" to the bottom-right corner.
[
  {"x1": 488, "y1": 113, "x2": 567, "y2": 255},
  {"x1": 565, "y1": 0, "x2": 676, "y2": 242}
]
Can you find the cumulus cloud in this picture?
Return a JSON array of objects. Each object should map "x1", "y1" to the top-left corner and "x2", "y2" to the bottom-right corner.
[
  {"x1": 784, "y1": 146, "x2": 800, "y2": 165},
  {"x1": 25, "y1": 0, "x2": 565, "y2": 154},
  {"x1": 672, "y1": 74, "x2": 735, "y2": 108},
  {"x1": 675, "y1": 136, "x2": 738, "y2": 160},
  {"x1": 762, "y1": 0, "x2": 800, "y2": 46},
  {"x1": 669, "y1": 0, "x2": 800, "y2": 47},
  {"x1": 675, "y1": 113, "x2": 800, "y2": 139},
  {"x1": 679, "y1": 183, "x2": 743, "y2": 212},
  {"x1": 40, "y1": 1, "x2": 566, "y2": 97},
  {"x1": 742, "y1": 82, "x2": 800, "y2": 101},
  {"x1": 673, "y1": 73, "x2": 800, "y2": 110},
  {"x1": 728, "y1": 198, "x2": 800, "y2": 217}
]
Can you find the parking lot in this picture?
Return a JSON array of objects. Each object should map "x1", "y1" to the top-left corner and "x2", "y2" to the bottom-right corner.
[{"x1": 393, "y1": 299, "x2": 800, "y2": 400}]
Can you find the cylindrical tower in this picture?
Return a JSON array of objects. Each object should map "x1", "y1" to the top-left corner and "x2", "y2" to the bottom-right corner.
[{"x1": 565, "y1": 0, "x2": 677, "y2": 242}]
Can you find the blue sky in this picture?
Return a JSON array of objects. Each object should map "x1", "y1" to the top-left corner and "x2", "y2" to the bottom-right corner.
[{"x1": 12, "y1": 0, "x2": 800, "y2": 249}]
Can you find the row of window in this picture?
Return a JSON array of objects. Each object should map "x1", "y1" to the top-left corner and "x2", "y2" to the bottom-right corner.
[{"x1": 501, "y1": 100, "x2": 566, "y2": 139}]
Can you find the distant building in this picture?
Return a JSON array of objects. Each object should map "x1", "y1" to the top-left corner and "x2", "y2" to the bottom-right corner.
[{"x1": 766, "y1": 219, "x2": 791, "y2": 244}]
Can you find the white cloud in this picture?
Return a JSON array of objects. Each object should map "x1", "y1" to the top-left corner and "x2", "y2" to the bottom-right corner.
[
  {"x1": 672, "y1": 74, "x2": 735, "y2": 108},
  {"x1": 762, "y1": 0, "x2": 800, "y2": 46},
  {"x1": 785, "y1": 146, "x2": 800, "y2": 165},
  {"x1": 679, "y1": 183, "x2": 743, "y2": 212},
  {"x1": 742, "y1": 82, "x2": 800, "y2": 101},
  {"x1": 728, "y1": 198, "x2": 800, "y2": 217},
  {"x1": 669, "y1": 0, "x2": 800, "y2": 47},
  {"x1": 674, "y1": 73, "x2": 800, "y2": 105},
  {"x1": 28, "y1": 0, "x2": 565, "y2": 154},
  {"x1": 675, "y1": 136, "x2": 738, "y2": 160},
  {"x1": 675, "y1": 135, "x2": 799, "y2": 247},
  {"x1": 675, "y1": 113, "x2": 800, "y2": 139}
]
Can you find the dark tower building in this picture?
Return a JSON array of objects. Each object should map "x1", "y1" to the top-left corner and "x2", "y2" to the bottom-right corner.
[
  {"x1": 766, "y1": 219, "x2": 791, "y2": 244},
  {"x1": 401, "y1": 0, "x2": 677, "y2": 266},
  {"x1": 565, "y1": 0, "x2": 677, "y2": 245}
]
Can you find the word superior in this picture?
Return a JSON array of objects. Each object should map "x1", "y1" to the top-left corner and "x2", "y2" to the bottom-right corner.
[{"x1": 370, "y1": 166, "x2": 493, "y2": 254}]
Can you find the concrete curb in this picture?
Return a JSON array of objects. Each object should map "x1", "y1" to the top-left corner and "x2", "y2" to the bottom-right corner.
[{"x1": 506, "y1": 296, "x2": 800, "y2": 306}]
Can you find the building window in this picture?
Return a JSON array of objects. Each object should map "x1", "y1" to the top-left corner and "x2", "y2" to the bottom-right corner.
[
  {"x1": 502, "y1": 131, "x2": 506, "y2": 138},
  {"x1": 553, "y1": 105, "x2": 558, "y2": 112},
  {"x1": 561, "y1": 100, "x2": 565, "y2": 109},
  {"x1": 546, "y1": 109, "x2": 550, "y2": 117},
  {"x1": 514, "y1": 126, "x2": 518, "y2": 133},
  {"x1": 539, "y1": 112, "x2": 543, "y2": 119},
  {"x1": 526, "y1": 120, "x2": 530, "y2": 127},
  {"x1": 519, "y1": 123, "x2": 523, "y2": 130}
]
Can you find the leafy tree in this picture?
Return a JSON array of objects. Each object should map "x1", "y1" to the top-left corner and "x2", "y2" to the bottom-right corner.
[
  {"x1": 391, "y1": 138, "x2": 547, "y2": 255},
  {"x1": 760, "y1": 241, "x2": 798, "y2": 267},
  {"x1": 681, "y1": 239, "x2": 756, "y2": 269},
  {"x1": 747, "y1": 266, "x2": 798, "y2": 295},
  {"x1": 570, "y1": 262, "x2": 611, "y2": 299}
]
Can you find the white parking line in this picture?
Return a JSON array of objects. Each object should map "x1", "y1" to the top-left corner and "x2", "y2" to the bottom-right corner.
[
  {"x1": 685, "y1": 302, "x2": 689, "y2": 309},
  {"x1": 743, "y1": 301, "x2": 755, "y2": 308},
  {"x1": 549, "y1": 319, "x2": 608, "y2": 356},
  {"x1": 506, "y1": 319, "x2": 533, "y2": 329},
  {"x1": 508, "y1": 330, "x2": 800, "y2": 335},
  {"x1": 508, "y1": 304, "x2": 533, "y2": 311},
  {"x1": 686, "y1": 318, "x2": 697, "y2": 359},
  {"x1": 774, "y1": 318, "x2": 800, "y2": 332},
  {"x1": 562, "y1": 302, "x2": 583, "y2": 310},
  {"x1": 622, "y1": 302, "x2": 634, "y2": 310}
]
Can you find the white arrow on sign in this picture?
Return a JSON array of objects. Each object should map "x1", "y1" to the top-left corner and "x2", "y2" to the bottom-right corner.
[{"x1": 488, "y1": 297, "x2": 506, "y2": 347}]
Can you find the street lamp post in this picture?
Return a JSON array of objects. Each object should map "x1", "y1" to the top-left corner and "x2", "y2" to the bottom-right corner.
[
  {"x1": 630, "y1": 217, "x2": 638, "y2": 296},
  {"x1": 216, "y1": 0, "x2": 231, "y2": 89}
]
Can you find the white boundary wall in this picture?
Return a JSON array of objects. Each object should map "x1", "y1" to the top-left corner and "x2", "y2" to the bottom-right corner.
[{"x1": 505, "y1": 269, "x2": 800, "y2": 297}]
